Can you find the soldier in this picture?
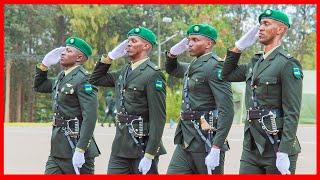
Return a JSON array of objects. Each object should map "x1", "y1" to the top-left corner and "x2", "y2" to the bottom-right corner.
[
  {"x1": 101, "y1": 91, "x2": 116, "y2": 127},
  {"x1": 89, "y1": 27, "x2": 166, "y2": 174},
  {"x1": 165, "y1": 24, "x2": 234, "y2": 174},
  {"x1": 34, "y1": 37, "x2": 100, "y2": 174},
  {"x1": 222, "y1": 9, "x2": 302, "y2": 174}
]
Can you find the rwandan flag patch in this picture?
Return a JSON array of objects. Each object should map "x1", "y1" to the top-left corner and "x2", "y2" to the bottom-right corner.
[
  {"x1": 217, "y1": 68, "x2": 222, "y2": 81},
  {"x1": 84, "y1": 83, "x2": 93, "y2": 94},
  {"x1": 155, "y1": 80, "x2": 163, "y2": 91},
  {"x1": 293, "y1": 67, "x2": 303, "y2": 79}
]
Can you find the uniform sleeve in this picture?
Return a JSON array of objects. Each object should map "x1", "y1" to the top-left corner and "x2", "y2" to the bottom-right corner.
[
  {"x1": 165, "y1": 53, "x2": 189, "y2": 78},
  {"x1": 222, "y1": 49, "x2": 248, "y2": 82},
  {"x1": 144, "y1": 71, "x2": 166, "y2": 156},
  {"x1": 76, "y1": 80, "x2": 99, "y2": 151},
  {"x1": 208, "y1": 62, "x2": 234, "y2": 147},
  {"x1": 89, "y1": 61, "x2": 121, "y2": 87},
  {"x1": 33, "y1": 65, "x2": 54, "y2": 93},
  {"x1": 278, "y1": 60, "x2": 303, "y2": 153}
]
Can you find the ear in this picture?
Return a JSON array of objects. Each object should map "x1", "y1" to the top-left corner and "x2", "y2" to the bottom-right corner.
[
  {"x1": 76, "y1": 54, "x2": 83, "y2": 62},
  {"x1": 277, "y1": 25, "x2": 286, "y2": 35}
]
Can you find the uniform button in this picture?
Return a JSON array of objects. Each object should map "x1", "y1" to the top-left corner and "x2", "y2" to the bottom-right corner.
[
  {"x1": 266, "y1": 82, "x2": 269, "y2": 85},
  {"x1": 254, "y1": 85, "x2": 257, "y2": 88},
  {"x1": 248, "y1": 120, "x2": 252, "y2": 122},
  {"x1": 133, "y1": 88, "x2": 136, "y2": 91},
  {"x1": 187, "y1": 77, "x2": 190, "y2": 80}
]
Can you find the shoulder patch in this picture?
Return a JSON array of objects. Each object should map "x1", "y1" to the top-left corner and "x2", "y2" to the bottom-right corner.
[
  {"x1": 83, "y1": 82, "x2": 93, "y2": 94},
  {"x1": 155, "y1": 79, "x2": 164, "y2": 91},
  {"x1": 217, "y1": 68, "x2": 223, "y2": 81},
  {"x1": 292, "y1": 66, "x2": 303, "y2": 79}
]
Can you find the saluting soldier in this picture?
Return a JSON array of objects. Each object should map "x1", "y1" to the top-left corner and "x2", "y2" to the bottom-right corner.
[
  {"x1": 222, "y1": 9, "x2": 302, "y2": 174},
  {"x1": 89, "y1": 27, "x2": 166, "y2": 174},
  {"x1": 34, "y1": 37, "x2": 100, "y2": 174},
  {"x1": 165, "y1": 24, "x2": 234, "y2": 174}
]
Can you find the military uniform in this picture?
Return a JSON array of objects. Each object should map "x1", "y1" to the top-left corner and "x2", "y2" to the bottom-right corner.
[
  {"x1": 165, "y1": 45, "x2": 234, "y2": 173},
  {"x1": 89, "y1": 57, "x2": 166, "y2": 174},
  {"x1": 34, "y1": 65, "x2": 100, "y2": 174},
  {"x1": 34, "y1": 37, "x2": 100, "y2": 174},
  {"x1": 222, "y1": 46, "x2": 302, "y2": 174}
]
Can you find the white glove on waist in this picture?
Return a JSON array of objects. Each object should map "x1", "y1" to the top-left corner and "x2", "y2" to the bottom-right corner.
[
  {"x1": 235, "y1": 25, "x2": 259, "y2": 51},
  {"x1": 138, "y1": 156, "x2": 152, "y2": 175},
  {"x1": 169, "y1": 38, "x2": 188, "y2": 56},
  {"x1": 108, "y1": 39, "x2": 128, "y2": 60},
  {"x1": 205, "y1": 146, "x2": 220, "y2": 171},
  {"x1": 42, "y1": 47, "x2": 65, "y2": 68},
  {"x1": 276, "y1": 152, "x2": 291, "y2": 175},
  {"x1": 72, "y1": 150, "x2": 85, "y2": 170}
]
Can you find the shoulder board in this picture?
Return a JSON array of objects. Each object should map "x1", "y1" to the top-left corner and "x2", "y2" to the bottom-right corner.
[
  {"x1": 147, "y1": 61, "x2": 160, "y2": 71},
  {"x1": 212, "y1": 53, "x2": 224, "y2": 62},
  {"x1": 79, "y1": 67, "x2": 90, "y2": 75},
  {"x1": 279, "y1": 49, "x2": 293, "y2": 59}
]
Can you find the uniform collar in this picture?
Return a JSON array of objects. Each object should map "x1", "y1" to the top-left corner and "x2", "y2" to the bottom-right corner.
[
  {"x1": 131, "y1": 57, "x2": 149, "y2": 70},
  {"x1": 64, "y1": 65, "x2": 80, "y2": 76},
  {"x1": 263, "y1": 45, "x2": 281, "y2": 60}
]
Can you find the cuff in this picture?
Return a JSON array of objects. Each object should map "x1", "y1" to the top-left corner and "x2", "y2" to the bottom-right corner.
[
  {"x1": 144, "y1": 153, "x2": 155, "y2": 160},
  {"x1": 100, "y1": 54, "x2": 112, "y2": 64},
  {"x1": 37, "y1": 63, "x2": 48, "y2": 71},
  {"x1": 75, "y1": 147, "x2": 85, "y2": 153}
]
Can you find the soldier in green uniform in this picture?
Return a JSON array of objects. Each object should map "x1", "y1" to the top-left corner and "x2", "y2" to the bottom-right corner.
[
  {"x1": 165, "y1": 24, "x2": 234, "y2": 174},
  {"x1": 89, "y1": 27, "x2": 166, "y2": 174},
  {"x1": 34, "y1": 37, "x2": 100, "y2": 174},
  {"x1": 222, "y1": 9, "x2": 302, "y2": 174}
]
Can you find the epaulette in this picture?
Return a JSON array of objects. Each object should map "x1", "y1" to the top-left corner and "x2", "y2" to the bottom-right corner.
[
  {"x1": 279, "y1": 49, "x2": 293, "y2": 59},
  {"x1": 212, "y1": 53, "x2": 224, "y2": 62},
  {"x1": 147, "y1": 61, "x2": 160, "y2": 71},
  {"x1": 78, "y1": 67, "x2": 90, "y2": 76}
]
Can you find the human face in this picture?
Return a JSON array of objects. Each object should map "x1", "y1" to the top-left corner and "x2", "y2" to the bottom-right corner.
[
  {"x1": 126, "y1": 36, "x2": 150, "y2": 60},
  {"x1": 60, "y1": 46, "x2": 83, "y2": 68},
  {"x1": 187, "y1": 35, "x2": 212, "y2": 57},
  {"x1": 258, "y1": 19, "x2": 281, "y2": 45}
]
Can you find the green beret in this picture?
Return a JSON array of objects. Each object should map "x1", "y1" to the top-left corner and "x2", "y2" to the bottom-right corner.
[
  {"x1": 259, "y1": 9, "x2": 291, "y2": 28},
  {"x1": 187, "y1": 24, "x2": 218, "y2": 42},
  {"x1": 65, "y1": 37, "x2": 93, "y2": 57},
  {"x1": 127, "y1": 27, "x2": 157, "y2": 47}
]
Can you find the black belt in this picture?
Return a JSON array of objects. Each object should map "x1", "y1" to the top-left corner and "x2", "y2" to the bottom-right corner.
[
  {"x1": 181, "y1": 110, "x2": 217, "y2": 121},
  {"x1": 247, "y1": 108, "x2": 283, "y2": 120},
  {"x1": 116, "y1": 113, "x2": 147, "y2": 123}
]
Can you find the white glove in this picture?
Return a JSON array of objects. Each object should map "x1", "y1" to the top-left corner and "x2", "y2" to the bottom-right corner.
[
  {"x1": 108, "y1": 39, "x2": 128, "y2": 60},
  {"x1": 276, "y1": 152, "x2": 291, "y2": 175},
  {"x1": 235, "y1": 25, "x2": 259, "y2": 51},
  {"x1": 72, "y1": 150, "x2": 85, "y2": 171},
  {"x1": 169, "y1": 38, "x2": 189, "y2": 56},
  {"x1": 42, "y1": 47, "x2": 65, "y2": 68},
  {"x1": 205, "y1": 146, "x2": 220, "y2": 171},
  {"x1": 138, "y1": 156, "x2": 152, "y2": 175}
]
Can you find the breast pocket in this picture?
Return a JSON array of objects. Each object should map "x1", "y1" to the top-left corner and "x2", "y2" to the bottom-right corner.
[
  {"x1": 258, "y1": 76, "x2": 279, "y2": 98},
  {"x1": 59, "y1": 85, "x2": 76, "y2": 104},
  {"x1": 188, "y1": 76, "x2": 205, "y2": 92}
]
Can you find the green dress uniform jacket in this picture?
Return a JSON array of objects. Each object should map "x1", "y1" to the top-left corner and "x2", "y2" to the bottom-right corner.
[
  {"x1": 89, "y1": 59, "x2": 166, "y2": 158},
  {"x1": 165, "y1": 52, "x2": 234, "y2": 152},
  {"x1": 222, "y1": 46, "x2": 302, "y2": 157},
  {"x1": 34, "y1": 65, "x2": 100, "y2": 159}
]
